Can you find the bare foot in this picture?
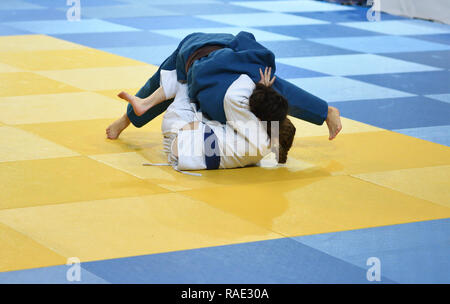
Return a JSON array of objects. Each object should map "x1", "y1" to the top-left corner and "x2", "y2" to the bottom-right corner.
[
  {"x1": 106, "y1": 113, "x2": 130, "y2": 140},
  {"x1": 325, "y1": 106, "x2": 342, "y2": 140},
  {"x1": 118, "y1": 91, "x2": 149, "y2": 116}
]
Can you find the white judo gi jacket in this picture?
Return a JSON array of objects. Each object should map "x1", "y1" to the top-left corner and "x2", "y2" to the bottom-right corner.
[{"x1": 159, "y1": 69, "x2": 271, "y2": 171}]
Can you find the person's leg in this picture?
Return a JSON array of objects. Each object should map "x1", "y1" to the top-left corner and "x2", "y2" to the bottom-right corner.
[
  {"x1": 106, "y1": 69, "x2": 172, "y2": 139},
  {"x1": 125, "y1": 68, "x2": 174, "y2": 128},
  {"x1": 106, "y1": 33, "x2": 202, "y2": 139},
  {"x1": 106, "y1": 59, "x2": 176, "y2": 139},
  {"x1": 106, "y1": 112, "x2": 130, "y2": 139},
  {"x1": 120, "y1": 85, "x2": 168, "y2": 116},
  {"x1": 325, "y1": 106, "x2": 342, "y2": 140}
]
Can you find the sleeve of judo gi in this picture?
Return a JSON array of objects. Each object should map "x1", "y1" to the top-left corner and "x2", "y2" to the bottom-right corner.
[
  {"x1": 159, "y1": 69, "x2": 178, "y2": 99},
  {"x1": 272, "y1": 76, "x2": 329, "y2": 126}
]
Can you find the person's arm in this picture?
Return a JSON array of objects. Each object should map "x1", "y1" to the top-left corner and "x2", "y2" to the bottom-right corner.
[{"x1": 272, "y1": 76, "x2": 328, "y2": 125}]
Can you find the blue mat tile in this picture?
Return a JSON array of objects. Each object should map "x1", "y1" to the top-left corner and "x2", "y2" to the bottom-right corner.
[
  {"x1": 278, "y1": 54, "x2": 439, "y2": 76},
  {"x1": 76, "y1": 5, "x2": 180, "y2": 19},
  {"x1": 293, "y1": 219, "x2": 450, "y2": 283},
  {"x1": 349, "y1": 70, "x2": 450, "y2": 95},
  {"x1": 311, "y1": 35, "x2": 450, "y2": 54},
  {"x1": 222, "y1": 0, "x2": 280, "y2": 1},
  {"x1": 82, "y1": 238, "x2": 394, "y2": 283},
  {"x1": 0, "y1": 265, "x2": 109, "y2": 284},
  {"x1": 153, "y1": 2, "x2": 264, "y2": 15},
  {"x1": 295, "y1": 219, "x2": 450, "y2": 260},
  {"x1": 261, "y1": 39, "x2": 360, "y2": 58},
  {"x1": 231, "y1": 0, "x2": 355, "y2": 13},
  {"x1": 152, "y1": 27, "x2": 298, "y2": 42},
  {"x1": 4, "y1": 19, "x2": 142, "y2": 34},
  {"x1": 394, "y1": 125, "x2": 450, "y2": 147},
  {"x1": 382, "y1": 50, "x2": 450, "y2": 69},
  {"x1": 104, "y1": 15, "x2": 230, "y2": 30},
  {"x1": 22, "y1": 0, "x2": 124, "y2": 8},
  {"x1": 52, "y1": 31, "x2": 179, "y2": 49},
  {"x1": 222, "y1": 0, "x2": 281, "y2": 1},
  {"x1": 0, "y1": 24, "x2": 32, "y2": 35},
  {"x1": 331, "y1": 96, "x2": 450, "y2": 130},
  {"x1": 257, "y1": 24, "x2": 380, "y2": 39},
  {"x1": 362, "y1": 245, "x2": 450, "y2": 283},
  {"x1": 426, "y1": 94, "x2": 450, "y2": 104},
  {"x1": 275, "y1": 62, "x2": 328, "y2": 78},
  {"x1": 339, "y1": 20, "x2": 450, "y2": 36},
  {"x1": 292, "y1": 8, "x2": 405, "y2": 23},
  {"x1": 197, "y1": 12, "x2": 328, "y2": 27},
  {"x1": 0, "y1": 8, "x2": 65, "y2": 21},
  {"x1": 0, "y1": 0, "x2": 43, "y2": 10},
  {"x1": 412, "y1": 33, "x2": 450, "y2": 46},
  {"x1": 121, "y1": 0, "x2": 219, "y2": 4},
  {"x1": 403, "y1": 19, "x2": 450, "y2": 33},
  {"x1": 101, "y1": 45, "x2": 179, "y2": 66},
  {"x1": 287, "y1": 76, "x2": 414, "y2": 102}
]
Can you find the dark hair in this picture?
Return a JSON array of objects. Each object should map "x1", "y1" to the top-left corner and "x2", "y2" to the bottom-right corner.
[
  {"x1": 278, "y1": 118, "x2": 296, "y2": 164},
  {"x1": 249, "y1": 83, "x2": 288, "y2": 124}
]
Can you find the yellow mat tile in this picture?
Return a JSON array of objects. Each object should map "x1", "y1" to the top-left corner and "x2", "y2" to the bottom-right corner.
[
  {"x1": 0, "y1": 72, "x2": 81, "y2": 97},
  {"x1": 90, "y1": 149, "x2": 330, "y2": 189},
  {"x1": 289, "y1": 131, "x2": 450, "y2": 175},
  {"x1": 0, "y1": 222, "x2": 67, "y2": 272},
  {"x1": 0, "y1": 92, "x2": 125, "y2": 125},
  {"x1": 0, "y1": 156, "x2": 167, "y2": 210},
  {"x1": 89, "y1": 152, "x2": 221, "y2": 191},
  {"x1": 36, "y1": 65, "x2": 158, "y2": 91},
  {"x1": 290, "y1": 116, "x2": 383, "y2": 138},
  {"x1": 192, "y1": 164, "x2": 329, "y2": 186},
  {"x1": 0, "y1": 194, "x2": 282, "y2": 262},
  {"x1": 0, "y1": 49, "x2": 146, "y2": 71},
  {"x1": 89, "y1": 150, "x2": 329, "y2": 192},
  {"x1": 354, "y1": 165, "x2": 450, "y2": 208},
  {"x1": 181, "y1": 175, "x2": 450, "y2": 237},
  {"x1": 0, "y1": 126, "x2": 79, "y2": 162},
  {"x1": 0, "y1": 63, "x2": 23, "y2": 73},
  {"x1": 90, "y1": 152, "x2": 176, "y2": 179},
  {"x1": 17, "y1": 118, "x2": 164, "y2": 155},
  {"x1": 0, "y1": 35, "x2": 86, "y2": 52}
]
